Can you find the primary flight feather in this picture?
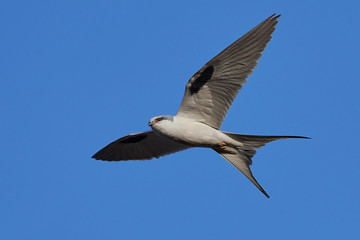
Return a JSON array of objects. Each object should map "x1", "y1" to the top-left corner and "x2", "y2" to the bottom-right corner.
[{"x1": 92, "y1": 14, "x2": 309, "y2": 198}]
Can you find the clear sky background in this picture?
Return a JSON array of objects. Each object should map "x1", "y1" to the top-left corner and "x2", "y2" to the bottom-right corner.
[{"x1": 1, "y1": 0, "x2": 359, "y2": 239}]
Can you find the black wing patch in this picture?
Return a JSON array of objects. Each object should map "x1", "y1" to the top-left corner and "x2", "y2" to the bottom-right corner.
[
  {"x1": 117, "y1": 134, "x2": 147, "y2": 144},
  {"x1": 189, "y1": 65, "x2": 214, "y2": 95}
]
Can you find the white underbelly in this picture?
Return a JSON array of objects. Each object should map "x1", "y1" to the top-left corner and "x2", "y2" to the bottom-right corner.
[
  {"x1": 154, "y1": 117, "x2": 236, "y2": 147},
  {"x1": 173, "y1": 123, "x2": 219, "y2": 146}
]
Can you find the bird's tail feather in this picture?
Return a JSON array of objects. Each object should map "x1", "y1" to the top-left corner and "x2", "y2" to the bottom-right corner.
[
  {"x1": 215, "y1": 132, "x2": 309, "y2": 198},
  {"x1": 223, "y1": 132, "x2": 309, "y2": 153},
  {"x1": 214, "y1": 147, "x2": 270, "y2": 197}
]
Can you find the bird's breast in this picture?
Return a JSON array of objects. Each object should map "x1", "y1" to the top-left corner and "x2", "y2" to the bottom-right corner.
[{"x1": 153, "y1": 117, "x2": 225, "y2": 147}]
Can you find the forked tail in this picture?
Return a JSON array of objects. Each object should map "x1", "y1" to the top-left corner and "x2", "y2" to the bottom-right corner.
[
  {"x1": 214, "y1": 132, "x2": 309, "y2": 197},
  {"x1": 224, "y1": 132, "x2": 309, "y2": 156}
]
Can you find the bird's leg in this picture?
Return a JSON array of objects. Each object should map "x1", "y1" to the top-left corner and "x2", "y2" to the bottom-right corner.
[{"x1": 219, "y1": 142, "x2": 227, "y2": 150}]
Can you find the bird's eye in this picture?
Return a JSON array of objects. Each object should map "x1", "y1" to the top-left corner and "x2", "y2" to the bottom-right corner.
[{"x1": 156, "y1": 118, "x2": 162, "y2": 122}]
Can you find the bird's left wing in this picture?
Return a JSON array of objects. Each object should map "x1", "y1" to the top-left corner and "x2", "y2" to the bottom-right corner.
[
  {"x1": 92, "y1": 131, "x2": 190, "y2": 161},
  {"x1": 177, "y1": 14, "x2": 280, "y2": 129}
]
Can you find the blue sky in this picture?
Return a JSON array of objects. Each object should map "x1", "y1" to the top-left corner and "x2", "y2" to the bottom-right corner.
[{"x1": 1, "y1": 0, "x2": 359, "y2": 239}]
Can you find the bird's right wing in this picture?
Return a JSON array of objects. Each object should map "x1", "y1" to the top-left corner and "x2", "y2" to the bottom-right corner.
[
  {"x1": 92, "y1": 131, "x2": 190, "y2": 161},
  {"x1": 177, "y1": 14, "x2": 280, "y2": 129}
]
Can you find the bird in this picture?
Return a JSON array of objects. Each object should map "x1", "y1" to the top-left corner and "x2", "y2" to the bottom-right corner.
[{"x1": 92, "y1": 14, "x2": 309, "y2": 198}]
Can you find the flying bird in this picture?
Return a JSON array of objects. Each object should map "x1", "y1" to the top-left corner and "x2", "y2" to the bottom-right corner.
[{"x1": 92, "y1": 14, "x2": 308, "y2": 198}]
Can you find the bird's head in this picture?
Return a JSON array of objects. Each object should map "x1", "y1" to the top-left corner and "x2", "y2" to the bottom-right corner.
[{"x1": 148, "y1": 115, "x2": 173, "y2": 128}]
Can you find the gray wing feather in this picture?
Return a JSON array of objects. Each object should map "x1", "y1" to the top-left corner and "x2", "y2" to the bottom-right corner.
[
  {"x1": 177, "y1": 14, "x2": 280, "y2": 129},
  {"x1": 92, "y1": 131, "x2": 190, "y2": 161}
]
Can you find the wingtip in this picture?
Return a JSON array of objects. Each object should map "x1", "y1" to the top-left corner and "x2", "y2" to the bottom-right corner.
[
  {"x1": 269, "y1": 13, "x2": 281, "y2": 20},
  {"x1": 91, "y1": 152, "x2": 102, "y2": 160}
]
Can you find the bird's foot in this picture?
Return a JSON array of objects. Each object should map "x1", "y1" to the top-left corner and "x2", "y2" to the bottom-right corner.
[{"x1": 219, "y1": 142, "x2": 227, "y2": 150}]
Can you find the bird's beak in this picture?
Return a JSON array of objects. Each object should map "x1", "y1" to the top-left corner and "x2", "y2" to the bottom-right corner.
[{"x1": 148, "y1": 122, "x2": 153, "y2": 126}]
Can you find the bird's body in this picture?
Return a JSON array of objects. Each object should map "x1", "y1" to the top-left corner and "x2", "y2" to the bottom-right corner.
[
  {"x1": 92, "y1": 14, "x2": 309, "y2": 198},
  {"x1": 150, "y1": 115, "x2": 238, "y2": 149}
]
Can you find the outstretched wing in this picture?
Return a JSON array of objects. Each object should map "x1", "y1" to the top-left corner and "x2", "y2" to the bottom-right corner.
[
  {"x1": 177, "y1": 14, "x2": 280, "y2": 129},
  {"x1": 92, "y1": 131, "x2": 190, "y2": 161}
]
